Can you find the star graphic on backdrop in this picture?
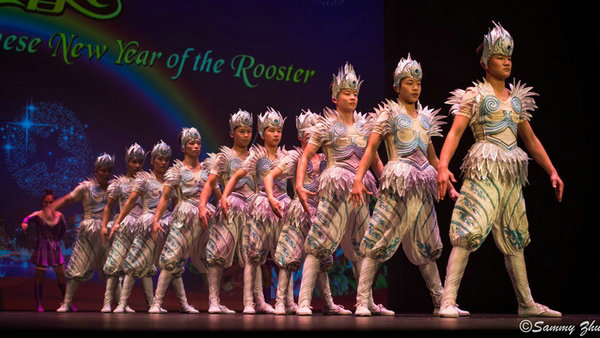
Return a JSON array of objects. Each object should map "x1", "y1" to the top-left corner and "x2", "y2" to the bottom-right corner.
[{"x1": 6, "y1": 100, "x2": 57, "y2": 152}]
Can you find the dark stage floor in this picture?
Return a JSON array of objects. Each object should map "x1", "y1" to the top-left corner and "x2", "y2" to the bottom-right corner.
[{"x1": 2, "y1": 312, "x2": 599, "y2": 337}]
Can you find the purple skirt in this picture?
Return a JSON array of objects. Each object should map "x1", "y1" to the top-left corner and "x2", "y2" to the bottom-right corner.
[{"x1": 31, "y1": 238, "x2": 64, "y2": 267}]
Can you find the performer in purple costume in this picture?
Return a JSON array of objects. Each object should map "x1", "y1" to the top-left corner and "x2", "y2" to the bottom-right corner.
[{"x1": 21, "y1": 189, "x2": 68, "y2": 312}]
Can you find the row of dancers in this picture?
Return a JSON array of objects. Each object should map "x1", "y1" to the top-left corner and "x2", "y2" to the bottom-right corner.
[{"x1": 23, "y1": 22, "x2": 563, "y2": 317}]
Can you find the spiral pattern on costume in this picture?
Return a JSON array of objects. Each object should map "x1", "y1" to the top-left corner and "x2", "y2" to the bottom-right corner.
[
  {"x1": 148, "y1": 180, "x2": 160, "y2": 191},
  {"x1": 480, "y1": 95, "x2": 500, "y2": 116},
  {"x1": 395, "y1": 113, "x2": 412, "y2": 129},
  {"x1": 419, "y1": 115, "x2": 430, "y2": 131},
  {"x1": 228, "y1": 158, "x2": 241, "y2": 174},
  {"x1": 256, "y1": 157, "x2": 272, "y2": 174},
  {"x1": 332, "y1": 122, "x2": 347, "y2": 138},
  {"x1": 181, "y1": 168, "x2": 193, "y2": 182},
  {"x1": 511, "y1": 97, "x2": 522, "y2": 113}
]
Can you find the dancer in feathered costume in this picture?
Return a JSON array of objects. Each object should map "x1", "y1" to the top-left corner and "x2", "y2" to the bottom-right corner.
[
  {"x1": 351, "y1": 54, "x2": 468, "y2": 316},
  {"x1": 295, "y1": 63, "x2": 389, "y2": 316},
  {"x1": 100, "y1": 143, "x2": 146, "y2": 312},
  {"x1": 437, "y1": 22, "x2": 563, "y2": 317},
  {"x1": 199, "y1": 109, "x2": 254, "y2": 314},
  {"x1": 220, "y1": 107, "x2": 289, "y2": 314},
  {"x1": 148, "y1": 128, "x2": 219, "y2": 314},
  {"x1": 51, "y1": 153, "x2": 114, "y2": 312},
  {"x1": 265, "y1": 110, "x2": 352, "y2": 315},
  {"x1": 108, "y1": 141, "x2": 172, "y2": 313}
]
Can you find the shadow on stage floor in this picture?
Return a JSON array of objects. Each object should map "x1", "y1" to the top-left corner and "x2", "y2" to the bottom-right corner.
[{"x1": 2, "y1": 312, "x2": 599, "y2": 337}]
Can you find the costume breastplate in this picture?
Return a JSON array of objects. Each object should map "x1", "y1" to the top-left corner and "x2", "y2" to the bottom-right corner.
[
  {"x1": 392, "y1": 112, "x2": 430, "y2": 158},
  {"x1": 227, "y1": 156, "x2": 256, "y2": 191},
  {"x1": 255, "y1": 156, "x2": 287, "y2": 193},
  {"x1": 473, "y1": 95, "x2": 521, "y2": 150},
  {"x1": 178, "y1": 167, "x2": 208, "y2": 203},
  {"x1": 325, "y1": 122, "x2": 368, "y2": 171},
  {"x1": 144, "y1": 177, "x2": 164, "y2": 210},
  {"x1": 87, "y1": 183, "x2": 108, "y2": 219}
]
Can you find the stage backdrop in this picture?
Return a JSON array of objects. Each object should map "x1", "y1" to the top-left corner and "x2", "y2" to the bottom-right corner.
[
  {"x1": 1, "y1": 0, "x2": 596, "y2": 316},
  {"x1": 0, "y1": 0, "x2": 386, "y2": 309}
]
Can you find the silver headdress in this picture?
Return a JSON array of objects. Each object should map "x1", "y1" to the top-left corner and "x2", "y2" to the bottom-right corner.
[
  {"x1": 94, "y1": 153, "x2": 115, "y2": 170},
  {"x1": 481, "y1": 21, "x2": 514, "y2": 67},
  {"x1": 180, "y1": 127, "x2": 201, "y2": 148},
  {"x1": 229, "y1": 109, "x2": 253, "y2": 132},
  {"x1": 151, "y1": 140, "x2": 172, "y2": 160},
  {"x1": 125, "y1": 143, "x2": 146, "y2": 163},
  {"x1": 331, "y1": 62, "x2": 363, "y2": 99},
  {"x1": 393, "y1": 53, "x2": 422, "y2": 88},
  {"x1": 257, "y1": 107, "x2": 286, "y2": 138},
  {"x1": 295, "y1": 109, "x2": 318, "y2": 139}
]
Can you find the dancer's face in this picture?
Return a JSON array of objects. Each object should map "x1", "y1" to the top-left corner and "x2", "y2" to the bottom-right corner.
[
  {"x1": 183, "y1": 139, "x2": 201, "y2": 158},
  {"x1": 395, "y1": 78, "x2": 421, "y2": 105},
  {"x1": 42, "y1": 195, "x2": 54, "y2": 209},
  {"x1": 152, "y1": 155, "x2": 170, "y2": 174},
  {"x1": 263, "y1": 127, "x2": 281, "y2": 148},
  {"x1": 127, "y1": 158, "x2": 144, "y2": 176},
  {"x1": 485, "y1": 54, "x2": 512, "y2": 80},
  {"x1": 231, "y1": 126, "x2": 252, "y2": 148},
  {"x1": 333, "y1": 89, "x2": 358, "y2": 113},
  {"x1": 95, "y1": 166, "x2": 113, "y2": 185}
]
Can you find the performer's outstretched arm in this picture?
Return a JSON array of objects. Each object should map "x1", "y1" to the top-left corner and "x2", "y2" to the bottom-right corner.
[
  {"x1": 49, "y1": 194, "x2": 75, "y2": 213},
  {"x1": 518, "y1": 121, "x2": 564, "y2": 201}
]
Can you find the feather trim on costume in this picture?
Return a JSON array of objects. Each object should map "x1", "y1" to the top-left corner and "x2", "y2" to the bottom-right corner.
[
  {"x1": 379, "y1": 160, "x2": 437, "y2": 199},
  {"x1": 461, "y1": 142, "x2": 529, "y2": 185},
  {"x1": 354, "y1": 110, "x2": 374, "y2": 136},
  {"x1": 164, "y1": 159, "x2": 185, "y2": 187},
  {"x1": 171, "y1": 200, "x2": 198, "y2": 226},
  {"x1": 241, "y1": 145, "x2": 267, "y2": 177},
  {"x1": 77, "y1": 219, "x2": 102, "y2": 236},
  {"x1": 115, "y1": 214, "x2": 139, "y2": 233},
  {"x1": 446, "y1": 80, "x2": 488, "y2": 120},
  {"x1": 311, "y1": 107, "x2": 340, "y2": 145},
  {"x1": 319, "y1": 166, "x2": 377, "y2": 200},
  {"x1": 371, "y1": 101, "x2": 393, "y2": 136},
  {"x1": 278, "y1": 147, "x2": 302, "y2": 179},
  {"x1": 417, "y1": 102, "x2": 445, "y2": 138},
  {"x1": 247, "y1": 192, "x2": 291, "y2": 226},
  {"x1": 215, "y1": 146, "x2": 234, "y2": 175},
  {"x1": 132, "y1": 171, "x2": 153, "y2": 193},
  {"x1": 242, "y1": 144, "x2": 287, "y2": 189},
  {"x1": 215, "y1": 191, "x2": 249, "y2": 221},
  {"x1": 135, "y1": 212, "x2": 172, "y2": 233},
  {"x1": 107, "y1": 175, "x2": 127, "y2": 199},
  {"x1": 285, "y1": 198, "x2": 317, "y2": 229},
  {"x1": 509, "y1": 79, "x2": 538, "y2": 122},
  {"x1": 202, "y1": 153, "x2": 218, "y2": 171}
]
